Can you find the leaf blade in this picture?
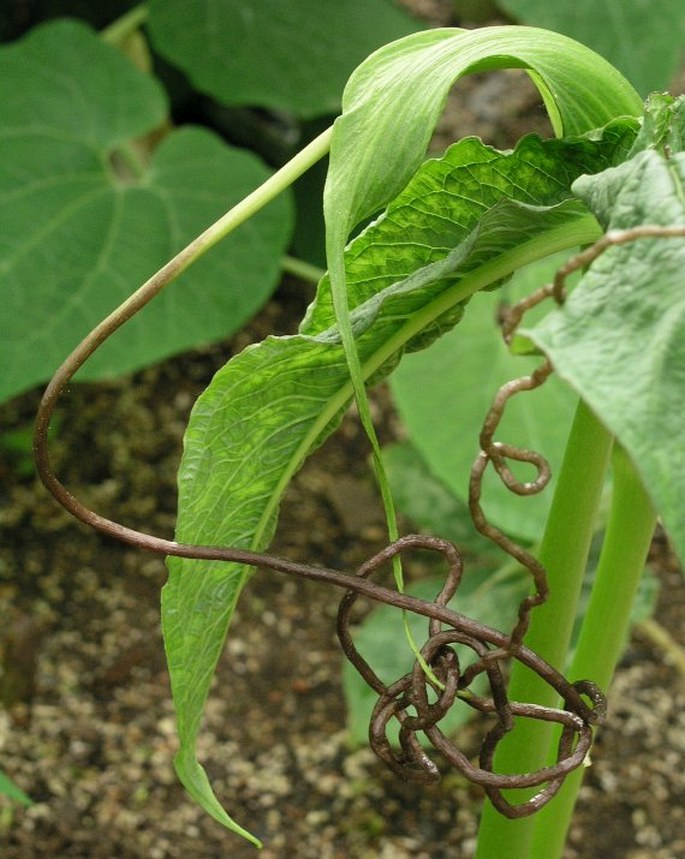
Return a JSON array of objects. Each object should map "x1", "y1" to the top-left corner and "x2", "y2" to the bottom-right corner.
[
  {"x1": 0, "y1": 21, "x2": 293, "y2": 402},
  {"x1": 147, "y1": 0, "x2": 421, "y2": 118},
  {"x1": 529, "y1": 146, "x2": 685, "y2": 563}
]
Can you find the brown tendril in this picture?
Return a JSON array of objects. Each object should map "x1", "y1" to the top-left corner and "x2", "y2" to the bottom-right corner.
[
  {"x1": 468, "y1": 223, "x2": 685, "y2": 660},
  {"x1": 33, "y1": 225, "x2": 683, "y2": 818}
]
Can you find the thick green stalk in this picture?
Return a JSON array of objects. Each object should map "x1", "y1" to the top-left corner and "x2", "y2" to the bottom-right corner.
[
  {"x1": 528, "y1": 445, "x2": 656, "y2": 858},
  {"x1": 474, "y1": 399, "x2": 613, "y2": 859}
]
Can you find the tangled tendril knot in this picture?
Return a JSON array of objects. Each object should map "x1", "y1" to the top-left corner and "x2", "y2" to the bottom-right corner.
[{"x1": 336, "y1": 535, "x2": 606, "y2": 817}]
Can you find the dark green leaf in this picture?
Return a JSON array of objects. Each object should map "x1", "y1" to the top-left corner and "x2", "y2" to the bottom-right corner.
[
  {"x1": 147, "y1": 0, "x2": 421, "y2": 118},
  {"x1": 0, "y1": 20, "x2": 293, "y2": 402}
]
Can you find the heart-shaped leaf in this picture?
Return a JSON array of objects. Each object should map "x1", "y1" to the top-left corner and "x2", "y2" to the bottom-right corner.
[{"x1": 0, "y1": 20, "x2": 293, "y2": 402}]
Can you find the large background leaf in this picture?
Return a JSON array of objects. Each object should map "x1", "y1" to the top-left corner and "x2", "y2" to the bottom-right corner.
[
  {"x1": 497, "y1": 0, "x2": 685, "y2": 96},
  {"x1": 529, "y1": 148, "x2": 685, "y2": 565},
  {"x1": 0, "y1": 20, "x2": 293, "y2": 402},
  {"x1": 146, "y1": 0, "x2": 421, "y2": 118}
]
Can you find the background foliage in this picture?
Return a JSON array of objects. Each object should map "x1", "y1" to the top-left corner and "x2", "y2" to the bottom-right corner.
[
  {"x1": 498, "y1": 0, "x2": 685, "y2": 96},
  {"x1": 0, "y1": 0, "x2": 422, "y2": 403}
]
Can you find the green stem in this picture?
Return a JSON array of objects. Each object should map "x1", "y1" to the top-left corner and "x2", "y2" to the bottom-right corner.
[
  {"x1": 474, "y1": 399, "x2": 613, "y2": 859},
  {"x1": 280, "y1": 255, "x2": 325, "y2": 284},
  {"x1": 528, "y1": 445, "x2": 656, "y2": 858},
  {"x1": 101, "y1": 4, "x2": 149, "y2": 46}
]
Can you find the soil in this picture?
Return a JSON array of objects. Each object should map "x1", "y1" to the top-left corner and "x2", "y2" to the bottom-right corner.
[{"x1": 2, "y1": 5, "x2": 685, "y2": 859}]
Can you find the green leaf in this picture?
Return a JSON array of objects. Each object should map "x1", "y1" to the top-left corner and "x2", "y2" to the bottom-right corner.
[
  {"x1": 320, "y1": 26, "x2": 641, "y2": 592},
  {"x1": 0, "y1": 20, "x2": 292, "y2": 402},
  {"x1": 0, "y1": 769, "x2": 32, "y2": 807},
  {"x1": 306, "y1": 126, "x2": 636, "y2": 337},
  {"x1": 528, "y1": 149, "x2": 685, "y2": 565},
  {"x1": 164, "y1": 129, "x2": 630, "y2": 840},
  {"x1": 390, "y1": 253, "x2": 580, "y2": 541},
  {"x1": 497, "y1": 0, "x2": 685, "y2": 96},
  {"x1": 146, "y1": 0, "x2": 421, "y2": 119},
  {"x1": 323, "y1": 25, "x2": 642, "y2": 263},
  {"x1": 628, "y1": 91, "x2": 685, "y2": 157}
]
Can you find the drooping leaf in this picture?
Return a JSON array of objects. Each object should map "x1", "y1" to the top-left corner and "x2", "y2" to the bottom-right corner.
[
  {"x1": 322, "y1": 25, "x2": 642, "y2": 284},
  {"x1": 497, "y1": 0, "x2": 685, "y2": 96},
  {"x1": 146, "y1": 0, "x2": 422, "y2": 119},
  {"x1": 320, "y1": 27, "x2": 642, "y2": 591},
  {"x1": 0, "y1": 20, "x2": 292, "y2": 402},
  {"x1": 529, "y1": 112, "x2": 685, "y2": 564},
  {"x1": 164, "y1": 127, "x2": 635, "y2": 840}
]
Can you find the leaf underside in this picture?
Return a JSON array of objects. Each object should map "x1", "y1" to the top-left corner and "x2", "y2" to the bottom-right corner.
[{"x1": 529, "y1": 96, "x2": 685, "y2": 568}]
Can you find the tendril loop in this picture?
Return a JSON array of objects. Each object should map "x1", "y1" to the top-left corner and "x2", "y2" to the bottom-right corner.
[{"x1": 336, "y1": 535, "x2": 605, "y2": 817}]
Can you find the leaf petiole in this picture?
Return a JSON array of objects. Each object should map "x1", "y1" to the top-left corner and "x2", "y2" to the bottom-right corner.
[{"x1": 101, "y1": 4, "x2": 150, "y2": 46}]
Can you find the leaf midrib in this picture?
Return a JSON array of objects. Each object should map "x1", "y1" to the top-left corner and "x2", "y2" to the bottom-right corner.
[{"x1": 248, "y1": 212, "x2": 602, "y2": 556}]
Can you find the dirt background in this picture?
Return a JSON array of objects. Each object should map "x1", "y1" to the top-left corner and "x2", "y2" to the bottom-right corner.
[{"x1": 2, "y1": 1, "x2": 685, "y2": 857}]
